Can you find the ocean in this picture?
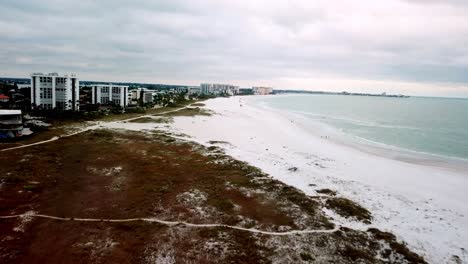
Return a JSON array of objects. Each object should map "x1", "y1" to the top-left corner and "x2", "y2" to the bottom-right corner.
[{"x1": 253, "y1": 94, "x2": 468, "y2": 161}]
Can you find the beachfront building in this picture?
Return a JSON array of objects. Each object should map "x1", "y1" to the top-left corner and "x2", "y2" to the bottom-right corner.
[
  {"x1": 129, "y1": 89, "x2": 139, "y2": 101},
  {"x1": 188, "y1": 86, "x2": 201, "y2": 95},
  {"x1": 91, "y1": 84, "x2": 129, "y2": 107},
  {"x1": 175, "y1": 87, "x2": 188, "y2": 94},
  {"x1": 30, "y1": 72, "x2": 80, "y2": 111},
  {"x1": 127, "y1": 89, "x2": 135, "y2": 106},
  {"x1": 0, "y1": 110, "x2": 23, "y2": 139},
  {"x1": 143, "y1": 91, "x2": 154, "y2": 104},
  {"x1": 252, "y1": 87, "x2": 273, "y2": 95},
  {"x1": 128, "y1": 88, "x2": 156, "y2": 105},
  {"x1": 201, "y1": 83, "x2": 239, "y2": 95},
  {"x1": 142, "y1": 88, "x2": 155, "y2": 104},
  {"x1": 238, "y1": 88, "x2": 254, "y2": 95}
]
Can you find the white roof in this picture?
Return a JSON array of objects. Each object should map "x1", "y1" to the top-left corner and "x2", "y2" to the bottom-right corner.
[
  {"x1": 31, "y1": 72, "x2": 77, "y2": 78},
  {"x1": 0, "y1": 110, "x2": 22, "y2": 115},
  {"x1": 89, "y1": 84, "x2": 129, "y2": 87}
]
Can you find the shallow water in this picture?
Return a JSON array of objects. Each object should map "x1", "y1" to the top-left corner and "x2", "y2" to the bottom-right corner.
[{"x1": 253, "y1": 94, "x2": 468, "y2": 161}]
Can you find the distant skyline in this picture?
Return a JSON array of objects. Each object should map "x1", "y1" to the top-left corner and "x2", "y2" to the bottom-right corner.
[{"x1": 1, "y1": 0, "x2": 468, "y2": 97}]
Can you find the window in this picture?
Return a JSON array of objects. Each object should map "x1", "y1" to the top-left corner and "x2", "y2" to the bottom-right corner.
[
  {"x1": 40, "y1": 88, "x2": 52, "y2": 98},
  {"x1": 45, "y1": 88, "x2": 52, "y2": 98}
]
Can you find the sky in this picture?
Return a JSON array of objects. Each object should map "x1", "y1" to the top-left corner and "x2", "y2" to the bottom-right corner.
[{"x1": 1, "y1": 0, "x2": 468, "y2": 97}]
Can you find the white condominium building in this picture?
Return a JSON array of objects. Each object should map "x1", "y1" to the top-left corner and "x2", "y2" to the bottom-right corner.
[
  {"x1": 252, "y1": 86, "x2": 273, "y2": 95},
  {"x1": 201, "y1": 83, "x2": 239, "y2": 95},
  {"x1": 188, "y1": 86, "x2": 201, "y2": 95},
  {"x1": 30, "y1": 72, "x2": 80, "y2": 111},
  {"x1": 91, "y1": 84, "x2": 129, "y2": 107},
  {"x1": 140, "y1": 88, "x2": 155, "y2": 104},
  {"x1": 129, "y1": 88, "x2": 154, "y2": 104}
]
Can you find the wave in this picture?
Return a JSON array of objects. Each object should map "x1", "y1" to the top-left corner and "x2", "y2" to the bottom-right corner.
[
  {"x1": 252, "y1": 98, "x2": 468, "y2": 164},
  {"x1": 290, "y1": 110, "x2": 423, "y2": 131}
]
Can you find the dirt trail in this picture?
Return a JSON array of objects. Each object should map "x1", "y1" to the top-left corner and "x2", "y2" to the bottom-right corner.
[
  {"x1": 0, "y1": 213, "x2": 339, "y2": 236},
  {"x1": 0, "y1": 105, "x2": 190, "y2": 152}
]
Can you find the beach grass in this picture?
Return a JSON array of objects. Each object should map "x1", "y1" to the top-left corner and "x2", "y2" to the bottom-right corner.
[
  {"x1": 0, "y1": 103, "x2": 427, "y2": 263},
  {"x1": 325, "y1": 197, "x2": 372, "y2": 224}
]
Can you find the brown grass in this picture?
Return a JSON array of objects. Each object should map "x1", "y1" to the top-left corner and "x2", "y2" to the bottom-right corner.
[
  {"x1": 164, "y1": 107, "x2": 213, "y2": 117},
  {"x1": 325, "y1": 197, "x2": 372, "y2": 224},
  {"x1": 368, "y1": 228, "x2": 427, "y2": 264},
  {"x1": 0, "y1": 128, "x2": 425, "y2": 263},
  {"x1": 316, "y1": 188, "x2": 337, "y2": 196},
  {"x1": 339, "y1": 245, "x2": 375, "y2": 262},
  {"x1": 128, "y1": 117, "x2": 173, "y2": 123},
  {"x1": 0, "y1": 129, "x2": 323, "y2": 262}
]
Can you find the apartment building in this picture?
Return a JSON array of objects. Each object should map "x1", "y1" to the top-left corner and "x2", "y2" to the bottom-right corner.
[
  {"x1": 188, "y1": 86, "x2": 201, "y2": 95},
  {"x1": 201, "y1": 83, "x2": 239, "y2": 95},
  {"x1": 252, "y1": 87, "x2": 273, "y2": 95},
  {"x1": 30, "y1": 72, "x2": 80, "y2": 111},
  {"x1": 91, "y1": 84, "x2": 129, "y2": 107},
  {"x1": 129, "y1": 88, "x2": 155, "y2": 104}
]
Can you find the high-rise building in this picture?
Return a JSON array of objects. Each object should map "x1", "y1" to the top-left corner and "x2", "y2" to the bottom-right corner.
[
  {"x1": 252, "y1": 87, "x2": 273, "y2": 95},
  {"x1": 30, "y1": 72, "x2": 80, "y2": 111},
  {"x1": 91, "y1": 84, "x2": 129, "y2": 107},
  {"x1": 201, "y1": 83, "x2": 239, "y2": 95},
  {"x1": 188, "y1": 86, "x2": 201, "y2": 95}
]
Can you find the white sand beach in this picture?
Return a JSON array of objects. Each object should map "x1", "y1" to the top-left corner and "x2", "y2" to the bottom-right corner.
[{"x1": 158, "y1": 96, "x2": 468, "y2": 264}]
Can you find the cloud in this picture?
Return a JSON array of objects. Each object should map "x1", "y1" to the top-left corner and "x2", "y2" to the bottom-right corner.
[{"x1": 0, "y1": 0, "x2": 467, "y2": 97}]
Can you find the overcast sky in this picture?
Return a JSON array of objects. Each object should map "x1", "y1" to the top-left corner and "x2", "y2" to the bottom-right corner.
[{"x1": 1, "y1": 0, "x2": 468, "y2": 97}]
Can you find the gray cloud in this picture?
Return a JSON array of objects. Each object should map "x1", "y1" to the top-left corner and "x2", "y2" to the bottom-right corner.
[{"x1": 0, "y1": 0, "x2": 467, "y2": 96}]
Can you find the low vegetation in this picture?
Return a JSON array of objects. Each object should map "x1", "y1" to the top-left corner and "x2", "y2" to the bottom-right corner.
[
  {"x1": 0, "y1": 109, "x2": 426, "y2": 263},
  {"x1": 300, "y1": 252, "x2": 315, "y2": 262},
  {"x1": 128, "y1": 117, "x2": 173, "y2": 124},
  {"x1": 368, "y1": 228, "x2": 427, "y2": 263},
  {"x1": 325, "y1": 197, "x2": 372, "y2": 224},
  {"x1": 339, "y1": 245, "x2": 375, "y2": 262},
  {"x1": 208, "y1": 140, "x2": 231, "y2": 146},
  {"x1": 163, "y1": 107, "x2": 213, "y2": 117},
  {"x1": 316, "y1": 188, "x2": 337, "y2": 196}
]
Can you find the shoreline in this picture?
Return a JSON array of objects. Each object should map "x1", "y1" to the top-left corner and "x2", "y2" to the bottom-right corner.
[
  {"x1": 167, "y1": 96, "x2": 468, "y2": 263},
  {"x1": 1, "y1": 111, "x2": 425, "y2": 263},
  {"x1": 0, "y1": 97, "x2": 464, "y2": 262},
  {"x1": 253, "y1": 96, "x2": 468, "y2": 175},
  {"x1": 256, "y1": 94, "x2": 468, "y2": 169}
]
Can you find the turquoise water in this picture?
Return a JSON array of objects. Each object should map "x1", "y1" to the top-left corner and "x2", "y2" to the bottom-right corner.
[{"x1": 254, "y1": 95, "x2": 468, "y2": 160}]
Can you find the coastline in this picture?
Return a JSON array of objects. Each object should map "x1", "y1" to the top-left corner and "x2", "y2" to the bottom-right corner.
[
  {"x1": 1, "y1": 103, "x2": 427, "y2": 263},
  {"x1": 255, "y1": 94, "x2": 468, "y2": 170},
  {"x1": 167, "y1": 96, "x2": 468, "y2": 263}
]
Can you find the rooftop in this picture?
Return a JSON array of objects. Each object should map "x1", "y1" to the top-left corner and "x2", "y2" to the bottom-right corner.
[
  {"x1": 89, "y1": 84, "x2": 129, "y2": 87},
  {"x1": 31, "y1": 72, "x2": 77, "y2": 78},
  {"x1": 0, "y1": 110, "x2": 21, "y2": 115}
]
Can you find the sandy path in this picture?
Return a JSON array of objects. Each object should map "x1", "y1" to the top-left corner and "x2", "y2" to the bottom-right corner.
[{"x1": 0, "y1": 213, "x2": 338, "y2": 236}]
